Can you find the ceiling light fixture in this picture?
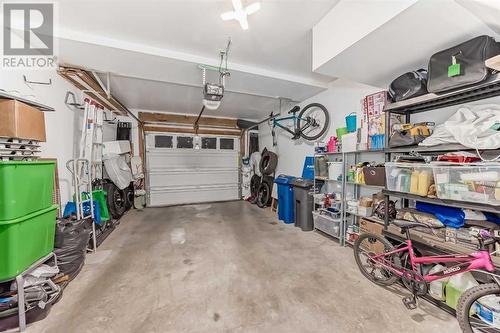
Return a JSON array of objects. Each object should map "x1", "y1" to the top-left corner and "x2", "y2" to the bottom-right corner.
[{"x1": 221, "y1": 0, "x2": 261, "y2": 30}]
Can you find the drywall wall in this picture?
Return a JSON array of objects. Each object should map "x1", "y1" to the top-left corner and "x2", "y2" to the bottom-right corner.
[
  {"x1": 0, "y1": 71, "x2": 119, "y2": 207},
  {"x1": 259, "y1": 79, "x2": 380, "y2": 177},
  {"x1": 259, "y1": 78, "x2": 500, "y2": 180}
]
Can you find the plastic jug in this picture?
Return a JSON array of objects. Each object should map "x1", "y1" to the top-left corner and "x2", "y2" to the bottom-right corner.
[
  {"x1": 445, "y1": 272, "x2": 479, "y2": 309},
  {"x1": 428, "y1": 265, "x2": 450, "y2": 301},
  {"x1": 410, "y1": 171, "x2": 419, "y2": 194},
  {"x1": 418, "y1": 170, "x2": 433, "y2": 196}
]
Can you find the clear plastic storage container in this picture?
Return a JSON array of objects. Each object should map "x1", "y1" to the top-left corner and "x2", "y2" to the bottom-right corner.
[
  {"x1": 385, "y1": 162, "x2": 434, "y2": 196},
  {"x1": 432, "y1": 162, "x2": 500, "y2": 206},
  {"x1": 312, "y1": 209, "x2": 341, "y2": 238}
]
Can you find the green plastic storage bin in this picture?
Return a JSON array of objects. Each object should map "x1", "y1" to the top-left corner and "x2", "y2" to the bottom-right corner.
[
  {"x1": 0, "y1": 205, "x2": 58, "y2": 281},
  {"x1": 0, "y1": 161, "x2": 55, "y2": 221}
]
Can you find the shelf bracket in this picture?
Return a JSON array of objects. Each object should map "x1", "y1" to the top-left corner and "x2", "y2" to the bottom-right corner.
[
  {"x1": 64, "y1": 91, "x2": 85, "y2": 110},
  {"x1": 23, "y1": 75, "x2": 52, "y2": 86}
]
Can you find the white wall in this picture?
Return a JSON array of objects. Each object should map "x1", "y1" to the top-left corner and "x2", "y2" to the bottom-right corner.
[
  {"x1": 259, "y1": 78, "x2": 500, "y2": 179},
  {"x1": 0, "y1": 70, "x2": 120, "y2": 207},
  {"x1": 259, "y1": 79, "x2": 380, "y2": 177}
]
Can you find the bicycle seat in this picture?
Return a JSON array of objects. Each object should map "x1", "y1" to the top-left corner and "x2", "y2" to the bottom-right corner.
[
  {"x1": 392, "y1": 220, "x2": 441, "y2": 230},
  {"x1": 288, "y1": 106, "x2": 300, "y2": 115}
]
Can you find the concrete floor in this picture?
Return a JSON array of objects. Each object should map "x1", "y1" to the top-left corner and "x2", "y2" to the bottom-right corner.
[{"x1": 27, "y1": 201, "x2": 459, "y2": 333}]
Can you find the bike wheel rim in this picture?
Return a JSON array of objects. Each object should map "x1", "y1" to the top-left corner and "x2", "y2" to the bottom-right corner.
[
  {"x1": 467, "y1": 294, "x2": 500, "y2": 332},
  {"x1": 300, "y1": 106, "x2": 327, "y2": 138},
  {"x1": 356, "y1": 238, "x2": 396, "y2": 283}
]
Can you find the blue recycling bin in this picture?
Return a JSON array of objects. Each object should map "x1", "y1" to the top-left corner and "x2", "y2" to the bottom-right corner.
[{"x1": 274, "y1": 175, "x2": 296, "y2": 224}]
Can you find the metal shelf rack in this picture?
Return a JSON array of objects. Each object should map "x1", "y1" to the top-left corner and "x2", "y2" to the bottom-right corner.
[
  {"x1": 383, "y1": 72, "x2": 500, "y2": 114},
  {"x1": 382, "y1": 75, "x2": 500, "y2": 262},
  {"x1": 313, "y1": 149, "x2": 386, "y2": 245},
  {"x1": 313, "y1": 153, "x2": 346, "y2": 243}
]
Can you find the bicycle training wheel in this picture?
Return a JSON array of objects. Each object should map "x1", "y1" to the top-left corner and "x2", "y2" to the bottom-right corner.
[
  {"x1": 297, "y1": 103, "x2": 330, "y2": 141},
  {"x1": 457, "y1": 283, "x2": 500, "y2": 333},
  {"x1": 353, "y1": 233, "x2": 401, "y2": 286}
]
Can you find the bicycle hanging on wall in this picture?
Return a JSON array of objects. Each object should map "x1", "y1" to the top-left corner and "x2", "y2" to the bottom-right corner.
[{"x1": 268, "y1": 103, "x2": 330, "y2": 143}]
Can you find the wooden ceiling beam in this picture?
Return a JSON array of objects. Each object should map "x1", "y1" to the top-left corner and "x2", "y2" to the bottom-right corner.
[
  {"x1": 143, "y1": 125, "x2": 241, "y2": 136},
  {"x1": 139, "y1": 112, "x2": 238, "y2": 129},
  {"x1": 58, "y1": 66, "x2": 128, "y2": 116}
]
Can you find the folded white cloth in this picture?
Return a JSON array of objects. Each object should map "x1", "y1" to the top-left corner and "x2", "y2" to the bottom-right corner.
[{"x1": 420, "y1": 104, "x2": 500, "y2": 149}]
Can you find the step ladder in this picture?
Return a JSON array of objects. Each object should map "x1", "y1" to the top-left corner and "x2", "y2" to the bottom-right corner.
[
  {"x1": 67, "y1": 98, "x2": 105, "y2": 252},
  {"x1": 79, "y1": 99, "x2": 104, "y2": 181}
]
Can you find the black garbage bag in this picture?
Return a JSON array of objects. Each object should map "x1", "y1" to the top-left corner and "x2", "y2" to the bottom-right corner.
[{"x1": 53, "y1": 218, "x2": 92, "y2": 280}]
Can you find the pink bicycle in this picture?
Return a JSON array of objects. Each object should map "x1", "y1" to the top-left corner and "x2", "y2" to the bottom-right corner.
[{"x1": 354, "y1": 220, "x2": 500, "y2": 333}]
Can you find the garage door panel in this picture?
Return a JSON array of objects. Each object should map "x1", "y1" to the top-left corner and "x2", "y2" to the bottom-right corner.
[
  {"x1": 147, "y1": 150, "x2": 238, "y2": 169},
  {"x1": 148, "y1": 185, "x2": 239, "y2": 207},
  {"x1": 149, "y1": 169, "x2": 238, "y2": 187},
  {"x1": 146, "y1": 133, "x2": 240, "y2": 206}
]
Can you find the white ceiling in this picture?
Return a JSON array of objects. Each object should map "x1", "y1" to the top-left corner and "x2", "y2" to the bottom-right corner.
[
  {"x1": 313, "y1": 0, "x2": 500, "y2": 88},
  {"x1": 58, "y1": 0, "x2": 338, "y2": 81},
  {"x1": 55, "y1": 0, "x2": 339, "y2": 120}
]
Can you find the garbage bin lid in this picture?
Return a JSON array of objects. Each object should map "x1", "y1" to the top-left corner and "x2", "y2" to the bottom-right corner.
[
  {"x1": 292, "y1": 178, "x2": 314, "y2": 188},
  {"x1": 274, "y1": 175, "x2": 296, "y2": 185}
]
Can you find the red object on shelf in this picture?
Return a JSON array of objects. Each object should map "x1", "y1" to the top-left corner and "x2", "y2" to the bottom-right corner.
[{"x1": 437, "y1": 155, "x2": 481, "y2": 163}]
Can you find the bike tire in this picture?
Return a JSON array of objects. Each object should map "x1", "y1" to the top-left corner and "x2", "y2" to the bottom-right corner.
[
  {"x1": 457, "y1": 283, "x2": 500, "y2": 333},
  {"x1": 297, "y1": 103, "x2": 330, "y2": 141},
  {"x1": 103, "y1": 182, "x2": 127, "y2": 219},
  {"x1": 256, "y1": 181, "x2": 272, "y2": 208},
  {"x1": 250, "y1": 175, "x2": 261, "y2": 197},
  {"x1": 353, "y1": 233, "x2": 401, "y2": 286},
  {"x1": 259, "y1": 150, "x2": 278, "y2": 175}
]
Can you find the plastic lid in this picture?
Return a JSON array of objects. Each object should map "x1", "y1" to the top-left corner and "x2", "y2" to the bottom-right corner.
[
  {"x1": 274, "y1": 174, "x2": 296, "y2": 184},
  {"x1": 292, "y1": 178, "x2": 314, "y2": 188}
]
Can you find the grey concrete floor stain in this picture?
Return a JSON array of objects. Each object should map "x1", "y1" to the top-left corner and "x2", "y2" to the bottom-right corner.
[{"x1": 26, "y1": 201, "x2": 460, "y2": 333}]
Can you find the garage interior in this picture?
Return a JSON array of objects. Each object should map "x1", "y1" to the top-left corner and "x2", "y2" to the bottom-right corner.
[{"x1": 1, "y1": 1, "x2": 500, "y2": 332}]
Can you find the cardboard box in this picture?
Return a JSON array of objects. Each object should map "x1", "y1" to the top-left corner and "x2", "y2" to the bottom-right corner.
[
  {"x1": 0, "y1": 99, "x2": 46, "y2": 141},
  {"x1": 359, "y1": 197, "x2": 373, "y2": 207},
  {"x1": 359, "y1": 218, "x2": 385, "y2": 253}
]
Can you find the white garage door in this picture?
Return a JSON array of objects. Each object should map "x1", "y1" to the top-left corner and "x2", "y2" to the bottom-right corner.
[{"x1": 146, "y1": 133, "x2": 240, "y2": 206}]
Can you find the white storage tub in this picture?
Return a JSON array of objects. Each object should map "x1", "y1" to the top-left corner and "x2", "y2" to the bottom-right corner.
[
  {"x1": 432, "y1": 162, "x2": 500, "y2": 205},
  {"x1": 385, "y1": 162, "x2": 434, "y2": 196},
  {"x1": 313, "y1": 209, "x2": 341, "y2": 238}
]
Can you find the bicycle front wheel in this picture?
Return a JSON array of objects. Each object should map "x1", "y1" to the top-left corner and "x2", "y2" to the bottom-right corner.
[
  {"x1": 457, "y1": 283, "x2": 500, "y2": 333},
  {"x1": 353, "y1": 233, "x2": 401, "y2": 286},
  {"x1": 297, "y1": 103, "x2": 329, "y2": 141}
]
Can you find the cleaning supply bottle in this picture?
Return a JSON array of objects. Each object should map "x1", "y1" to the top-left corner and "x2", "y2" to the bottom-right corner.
[
  {"x1": 418, "y1": 170, "x2": 433, "y2": 196},
  {"x1": 410, "y1": 170, "x2": 419, "y2": 194}
]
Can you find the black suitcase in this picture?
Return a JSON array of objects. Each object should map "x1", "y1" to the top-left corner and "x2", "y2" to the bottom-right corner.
[
  {"x1": 427, "y1": 35, "x2": 500, "y2": 93},
  {"x1": 388, "y1": 69, "x2": 428, "y2": 102}
]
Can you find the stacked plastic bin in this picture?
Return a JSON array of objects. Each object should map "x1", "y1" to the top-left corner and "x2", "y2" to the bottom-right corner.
[{"x1": 0, "y1": 161, "x2": 58, "y2": 281}]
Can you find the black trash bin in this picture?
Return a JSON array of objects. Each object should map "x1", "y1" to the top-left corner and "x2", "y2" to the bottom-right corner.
[{"x1": 292, "y1": 178, "x2": 314, "y2": 231}]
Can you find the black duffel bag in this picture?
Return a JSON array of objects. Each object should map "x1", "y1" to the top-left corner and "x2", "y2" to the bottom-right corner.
[
  {"x1": 388, "y1": 69, "x2": 428, "y2": 102},
  {"x1": 427, "y1": 35, "x2": 500, "y2": 93}
]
